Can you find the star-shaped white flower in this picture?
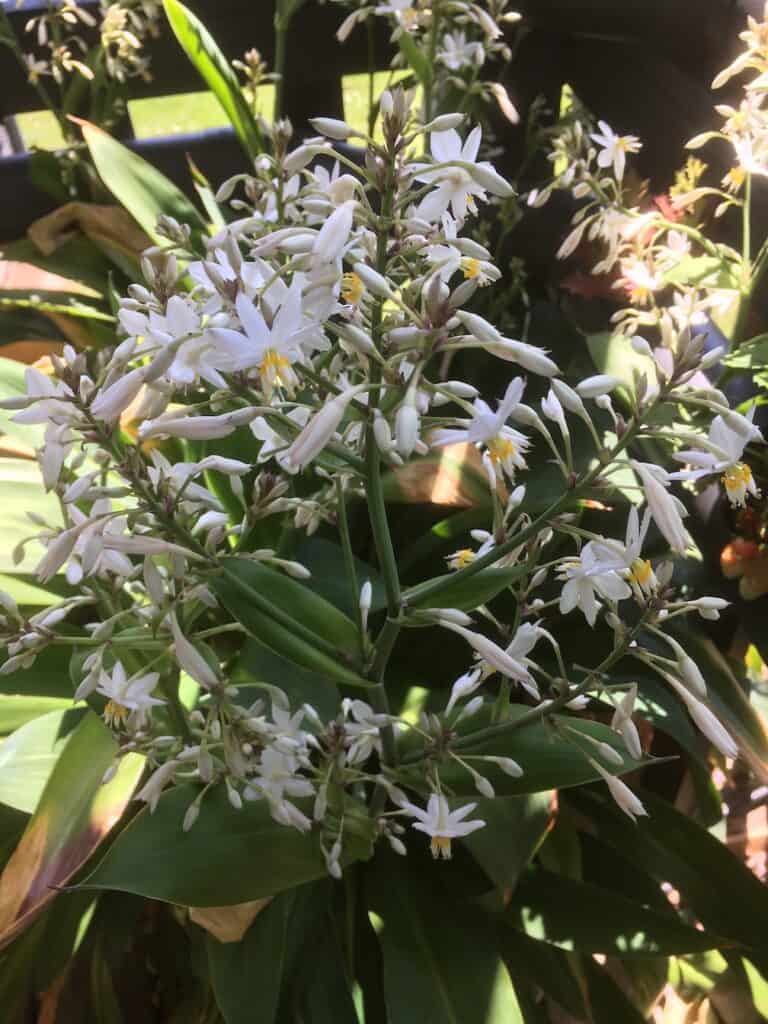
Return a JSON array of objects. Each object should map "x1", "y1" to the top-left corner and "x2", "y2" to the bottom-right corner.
[{"x1": 399, "y1": 793, "x2": 485, "y2": 858}]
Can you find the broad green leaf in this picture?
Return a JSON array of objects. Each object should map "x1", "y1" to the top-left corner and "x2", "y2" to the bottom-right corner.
[
  {"x1": 163, "y1": 0, "x2": 263, "y2": 160},
  {"x1": 0, "y1": 695, "x2": 74, "y2": 739},
  {"x1": 83, "y1": 784, "x2": 373, "y2": 906},
  {"x1": 188, "y1": 155, "x2": 227, "y2": 230},
  {"x1": 293, "y1": 537, "x2": 385, "y2": 618},
  {"x1": 0, "y1": 704, "x2": 80, "y2": 814},
  {"x1": 0, "y1": 574, "x2": 56, "y2": 607},
  {"x1": 566, "y1": 788, "x2": 768, "y2": 951},
  {"x1": 76, "y1": 118, "x2": 207, "y2": 250},
  {"x1": 587, "y1": 331, "x2": 657, "y2": 399},
  {"x1": 232, "y1": 637, "x2": 340, "y2": 719},
  {"x1": 407, "y1": 565, "x2": 525, "y2": 611},
  {"x1": 500, "y1": 929, "x2": 587, "y2": 1019},
  {"x1": 507, "y1": 869, "x2": 720, "y2": 956},
  {"x1": 295, "y1": 916, "x2": 359, "y2": 1024},
  {"x1": 663, "y1": 254, "x2": 741, "y2": 290},
  {"x1": 462, "y1": 793, "x2": 551, "y2": 890},
  {"x1": 743, "y1": 958, "x2": 768, "y2": 1019},
  {"x1": 0, "y1": 458, "x2": 63, "y2": 574},
  {"x1": 724, "y1": 332, "x2": 768, "y2": 369},
  {"x1": 207, "y1": 890, "x2": 294, "y2": 1024},
  {"x1": 213, "y1": 560, "x2": 370, "y2": 690},
  {"x1": 0, "y1": 711, "x2": 143, "y2": 949},
  {"x1": 219, "y1": 557, "x2": 358, "y2": 653},
  {"x1": 368, "y1": 850, "x2": 524, "y2": 1024},
  {"x1": 0, "y1": 645, "x2": 74, "y2": 699},
  {"x1": 398, "y1": 703, "x2": 649, "y2": 796}
]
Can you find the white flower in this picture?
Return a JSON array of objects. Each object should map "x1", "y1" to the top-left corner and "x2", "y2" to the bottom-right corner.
[
  {"x1": 438, "y1": 31, "x2": 484, "y2": 70},
  {"x1": 399, "y1": 793, "x2": 485, "y2": 859},
  {"x1": 413, "y1": 127, "x2": 489, "y2": 221},
  {"x1": 96, "y1": 660, "x2": 164, "y2": 727},
  {"x1": 590, "y1": 507, "x2": 658, "y2": 601},
  {"x1": 557, "y1": 545, "x2": 632, "y2": 626},
  {"x1": 439, "y1": 620, "x2": 538, "y2": 688},
  {"x1": 135, "y1": 759, "x2": 178, "y2": 813},
  {"x1": 590, "y1": 120, "x2": 641, "y2": 180},
  {"x1": 431, "y1": 377, "x2": 529, "y2": 482},
  {"x1": 670, "y1": 408, "x2": 763, "y2": 507}
]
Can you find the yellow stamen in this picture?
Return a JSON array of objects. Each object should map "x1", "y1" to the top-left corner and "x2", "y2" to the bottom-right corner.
[
  {"x1": 723, "y1": 166, "x2": 746, "y2": 193},
  {"x1": 449, "y1": 548, "x2": 476, "y2": 569},
  {"x1": 259, "y1": 348, "x2": 290, "y2": 389},
  {"x1": 104, "y1": 699, "x2": 129, "y2": 727},
  {"x1": 629, "y1": 286, "x2": 651, "y2": 306},
  {"x1": 630, "y1": 558, "x2": 654, "y2": 588},
  {"x1": 723, "y1": 462, "x2": 754, "y2": 502},
  {"x1": 341, "y1": 272, "x2": 364, "y2": 305},
  {"x1": 460, "y1": 257, "x2": 481, "y2": 279},
  {"x1": 487, "y1": 436, "x2": 516, "y2": 464},
  {"x1": 430, "y1": 835, "x2": 452, "y2": 859}
]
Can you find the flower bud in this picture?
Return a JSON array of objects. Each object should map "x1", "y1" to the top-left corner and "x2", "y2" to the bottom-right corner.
[{"x1": 309, "y1": 117, "x2": 356, "y2": 140}]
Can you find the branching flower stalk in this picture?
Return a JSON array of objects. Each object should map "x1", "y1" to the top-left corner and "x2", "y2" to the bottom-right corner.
[{"x1": 3, "y1": 11, "x2": 766, "y2": 867}]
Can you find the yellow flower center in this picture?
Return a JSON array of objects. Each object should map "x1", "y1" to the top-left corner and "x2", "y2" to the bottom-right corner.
[
  {"x1": 104, "y1": 699, "x2": 128, "y2": 727},
  {"x1": 629, "y1": 285, "x2": 651, "y2": 306},
  {"x1": 259, "y1": 348, "x2": 290, "y2": 387},
  {"x1": 460, "y1": 257, "x2": 481, "y2": 279},
  {"x1": 341, "y1": 272, "x2": 364, "y2": 305},
  {"x1": 723, "y1": 462, "x2": 753, "y2": 493},
  {"x1": 430, "y1": 835, "x2": 452, "y2": 859},
  {"x1": 724, "y1": 166, "x2": 746, "y2": 192},
  {"x1": 487, "y1": 436, "x2": 516, "y2": 464},
  {"x1": 630, "y1": 558, "x2": 654, "y2": 588},
  {"x1": 449, "y1": 548, "x2": 476, "y2": 569}
]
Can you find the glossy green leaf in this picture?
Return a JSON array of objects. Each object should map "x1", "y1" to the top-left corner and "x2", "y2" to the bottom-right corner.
[
  {"x1": 499, "y1": 929, "x2": 587, "y2": 1019},
  {"x1": 293, "y1": 537, "x2": 385, "y2": 618},
  {"x1": 0, "y1": 711, "x2": 143, "y2": 949},
  {"x1": 0, "y1": 645, "x2": 74, "y2": 699},
  {"x1": 567, "y1": 787, "x2": 768, "y2": 951},
  {"x1": 0, "y1": 695, "x2": 74, "y2": 738},
  {"x1": 398, "y1": 703, "x2": 650, "y2": 796},
  {"x1": 0, "y1": 458, "x2": 63, "y2": 573},
  {"x1": 0, "y1": 574, "x2": 56, "y2": 607},
  {"x1": 77, "y1": 118, "x2": 207, "y2": 250},
  {"x1": 462, "y1": 793, "x2": 551, "y2": 890},
  {"x1": 163, "y1": 0, "x2": 263, "y2": 160},
  {"x1": 396, "y1": 29, "x2": 431, "y2": 86},
  {"x1": 407, "y1": 565, "x2": 525, "y2": 611},
  {"x1": 83, "y1": 785, "x2": 373, "y2": 906},
  {"x1": 0, "y1": 706, "x2": 82, "y2": 814},
  {"x1": 232, "y1": 638, "x2": 340, "y2": 719},
  {"x1": 207, "y1": 890, "x2": 294, "y2": 1024},
  {"x1": 219, "y1": 557, "x2": 358, "y2": 653},
  {"x1": 368, "y1": 850, "x2": 524, "y2": 1024},
  {"x1": 214, "y1": 560, "x2": 370, "y2": 690},
  {"x1": 663, "y1": 253, "x2": 741, "y2": 290},
  {"x1": 507, "y1": 869, "x2": 720, "y2": 956}
]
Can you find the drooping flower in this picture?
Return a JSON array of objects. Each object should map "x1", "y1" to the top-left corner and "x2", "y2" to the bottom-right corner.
[{"x1": 669, "y1": 408, "x2": 763, "y2": 507}]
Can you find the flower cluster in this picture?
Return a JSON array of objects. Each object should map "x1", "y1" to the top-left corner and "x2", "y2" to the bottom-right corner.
[{"x1": 0, "y1": 64, "x2": 754, "y2": 868}]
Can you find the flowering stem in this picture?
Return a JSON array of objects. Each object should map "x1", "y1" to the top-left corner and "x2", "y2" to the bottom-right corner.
[
  {"x1": 403, "y1": 396, "x2": 661, "y2": 606},
  {"x1": 336, "y1": 477, "x2": 366, "y2": 658}
]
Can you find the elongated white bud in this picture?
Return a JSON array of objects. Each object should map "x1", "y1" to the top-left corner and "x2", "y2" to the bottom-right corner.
[
  {"x1": 352, "y1": 262, "x2": 393, "y2": 298},
  {"x1": 284, "y1": 385, "x2": 366, "y2": 472},
  {"x1": 309, "y1": 117, "x2": 356, "y2": 140},
  {"x1": 169, "y1": 613, "x2": 219, "y2": 690},
  {"x1": 426, "y1": 113, "x2": 465, "y2": 132},
  {"x1": 576, "y1": 374, "x2": 620, "y2": 398},
  {"x1": 313, "y1": 200, "x2": 355, "y2": 263},
  {"x1": 91, "y1": 367, "x2": 145, "y2": 423},
  {"x1": 463, "y1": 161, "x2": 514, "y2": 197},
  {"x1": 439, "y1": 621, "x2": 531, "y2": 682},
  {"x1": 489, "y1": 339, "x2": 560, "y2": 376},
  {"x1": 395, "y1": 401, "x2": 420, "y2": 457}
]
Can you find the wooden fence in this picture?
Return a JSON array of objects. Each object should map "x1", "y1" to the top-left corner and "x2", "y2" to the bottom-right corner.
[{"x1": 0, "y1": 0, "x2": 751, "y2": 240}]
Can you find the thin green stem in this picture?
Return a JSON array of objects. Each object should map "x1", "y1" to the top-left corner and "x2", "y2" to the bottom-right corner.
[{"x1": 336, "y1": 477, "x2": 365, "y2": 657}]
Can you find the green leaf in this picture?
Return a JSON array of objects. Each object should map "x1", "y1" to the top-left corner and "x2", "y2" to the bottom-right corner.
[
  {"x1": 723, "y1": 332, "x2": 768, "y2": 369},
  {"x1": 213, "y1": 560, "x2": 370, "y2": 690},
  {"x1": 0, "y1": 711, "x2": 143, "y2": 949},
  {"x1": 367, "y1": 850, "x2": 524, "y2": 1023},
  {"x1": 587, "y1": 331, "x2": 658, "y2": 400},
  {"x1": 0, "y1": 458, "x2": 63, "y2": 574},
  {"x1": 663, "y1": 254, "x2": 741, "y2": 290},
  {"x1": 0, "y1": 708, "x2": 85, "y2": 814},
  {"x1": 499, "y1": 929, "x2": 587, "y2": 1019},
  {"x1": 743, "y1": 958, "x2": 768, "y2": 1019},
  {"x1": 462, "y1": 793, "x2": 551, "y2": 890},
  {"x1": 0, "y1": 292, "x2": 113, "y2": 323},
  {"x1": 163, "y1": 0, "x2": 262, "y2": 160},
  {"x1": 0, "y1": 645, "x2": 73, "y2": 699},
  {"x1": 83, "y1": 784, "x2": 373, "y2": 906},
  {"x1": 293, "y1": 537, "x2": 385, "y2": 618},
  {"x1": 507, "y1": 869, "x2": 721, "y2": 956},
  {"x1": 0, "y1": 574, "x2": 56, "y2": 607},
  {"x1": 398, "y1": 703, "x2": 649, "y2": 796},
  {"x1": 582, "y1": 959, "x2": 648, "y2": 1024},
  {"x1": 220, "y1": 557, "x2": 358, "y2": 653},
  {"x1": 396, "y1": 29, "x2": 431, "y2": 86},
  {"x1": 566, "y1": 787, "x2": 768, "y2": 951},
  {"x1": 232, "y1": 638, "x2": 340, "y2": 719},
  {"x1": 76, "y1": 118, "x2": 207, "y2": 250},
  {"x1": 0, "y1": 695, "x2": 75, "y2": 738},
  {"x1": 207, "y1": 890, "x2": 294, "y2": 1024},
  {"x1": 407, "y1": 566, "x2": 526, "y2": 612}
]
